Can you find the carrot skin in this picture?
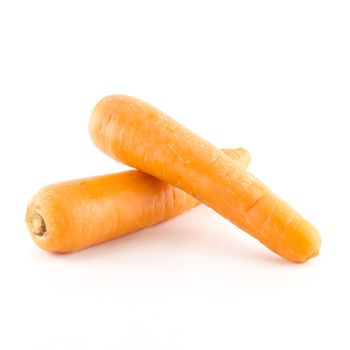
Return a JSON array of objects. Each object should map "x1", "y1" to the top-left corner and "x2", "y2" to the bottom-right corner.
[
  {"x1": 89, "y1": 95, "x2": 321, "y2": 263},
  {"x1": 25, "y1": 148, "x2": 250, "y2": 253}
]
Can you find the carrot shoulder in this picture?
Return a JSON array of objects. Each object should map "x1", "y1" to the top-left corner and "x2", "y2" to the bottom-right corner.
[
  {"x1": 89, "y1": 95, "x2": 321, "y2": 263},
  {"x1": 25, "y1": 148, "x2": 250, "y2": 253}
]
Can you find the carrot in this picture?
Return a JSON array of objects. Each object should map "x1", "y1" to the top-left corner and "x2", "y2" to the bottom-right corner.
[
  {"x1": 25, "y1": 148, "x2": 250, "y2": 253},
  {"x1": 89, "y1": 95, "x2": 321, "y2": 263}
]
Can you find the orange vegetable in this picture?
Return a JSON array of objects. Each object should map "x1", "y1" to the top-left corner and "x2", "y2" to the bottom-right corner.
[
  {"x1": 25, "y1": 148, "x2": 250, "y2": 253},
  {"x1": 89, "y1": 95, "x2": 321, "y2": 263}
]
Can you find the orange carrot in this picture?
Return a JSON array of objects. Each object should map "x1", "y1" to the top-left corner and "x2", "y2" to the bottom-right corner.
[
  {"x1": 25, "y1": 148, "x2": 250, "y2": 253},
  {"x1": 89, "y1": 95, "x2": 321, "y2": 263}
]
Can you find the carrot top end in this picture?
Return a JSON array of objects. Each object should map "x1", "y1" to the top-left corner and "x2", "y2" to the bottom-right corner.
[{"x1": 28, "y1": 211, "x2": 47, "y2": 237}]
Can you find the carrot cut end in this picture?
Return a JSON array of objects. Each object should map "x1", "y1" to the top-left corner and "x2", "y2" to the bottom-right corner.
[{"x1": 28, "y1": 211, "x2": 47, "y2": 237}]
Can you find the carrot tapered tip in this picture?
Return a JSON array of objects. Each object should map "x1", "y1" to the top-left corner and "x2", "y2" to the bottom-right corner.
[{"x1": 284, "y1": 219, "x2": 321, "y2": 263}]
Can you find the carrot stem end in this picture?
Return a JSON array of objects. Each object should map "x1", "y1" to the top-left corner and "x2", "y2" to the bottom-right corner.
[{"x1": 29, "y1": 212, "x2": 47, "y2": 237}]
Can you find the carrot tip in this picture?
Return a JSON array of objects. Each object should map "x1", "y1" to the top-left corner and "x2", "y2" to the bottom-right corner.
[{"x1": 28, "y1": 211, "x2": 47, "y2": 237}]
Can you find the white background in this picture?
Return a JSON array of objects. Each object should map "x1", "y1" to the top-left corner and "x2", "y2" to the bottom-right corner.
[{"x1": 1, "y1": 1, "x2": 349, "y2": 349}]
